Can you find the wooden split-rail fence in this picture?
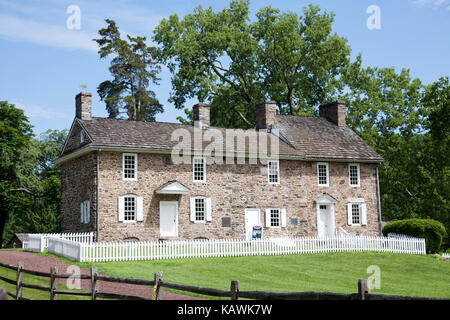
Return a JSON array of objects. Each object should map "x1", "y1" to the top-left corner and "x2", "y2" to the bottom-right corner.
[{"x1": 0, "y1": 261, "x2": 447, "y2": 301}]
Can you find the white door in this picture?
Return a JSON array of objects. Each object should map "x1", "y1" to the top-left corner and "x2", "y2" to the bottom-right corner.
[
  {"x1": 245, "y1": 208, "x2": 261, "y2": 240},
  {"x1": 160, "y1": 201, "x2": 178, "y2": 237},
  {"x1": 317, "y1": 204, "x2": 334, "y2": 237}
]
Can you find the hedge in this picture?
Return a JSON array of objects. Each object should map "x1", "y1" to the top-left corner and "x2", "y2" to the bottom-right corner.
[{"x1": 382, "y1": 219, "x2": 447, "y2": 253}]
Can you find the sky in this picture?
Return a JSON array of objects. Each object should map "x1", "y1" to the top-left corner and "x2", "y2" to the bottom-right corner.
[{"x1": 0, "y1": 0, "x2": 449, "y2": 136}]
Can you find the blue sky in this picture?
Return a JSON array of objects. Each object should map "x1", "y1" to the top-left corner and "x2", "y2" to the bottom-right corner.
[{"x1": 0, "y1": 0, "x2": 449, "y2": 136}]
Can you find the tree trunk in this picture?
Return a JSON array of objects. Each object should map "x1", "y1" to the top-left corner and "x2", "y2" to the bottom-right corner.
[{"x1": 0, "y1": 195, "x2": 8, "y2": 248}]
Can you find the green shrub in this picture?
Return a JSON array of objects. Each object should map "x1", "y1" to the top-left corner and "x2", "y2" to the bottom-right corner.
[{"x1": 382, "y1": 219, "x2": 447, "y2": 253}]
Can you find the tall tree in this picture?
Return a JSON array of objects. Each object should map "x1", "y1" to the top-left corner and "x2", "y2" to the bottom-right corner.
[
  {"x1": 94, "y1": 19, "x2": 163, "y2": 121},
  {"x1": 0, "y1": 101, "x2": 36, "y2": 247},
  {"x1": 153, "y1": 0, "x2": 351, "y2": 128}
]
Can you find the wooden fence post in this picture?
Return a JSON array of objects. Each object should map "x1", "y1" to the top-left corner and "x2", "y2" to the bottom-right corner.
[
  {"x1": 91, "y1": 266, "x2": 98, "y2": 300},
  {"x1": 153, "y1": 272, "x2": 163, "y2": 300},
  {"x1": 358, "y1": 279, "x2": 370, "y2": 300},
  {"x1": 50, "y1": 266, "x2": 58, "y2": 300},
  {"x1": 16, "y1": 262, "x2": 24, "y2": 300},
  {"x1": 230, "y1": 280, "x2": 240, "y2": 300},
  {"x1": 0, "y1": 286, "x2": 7, "y2": 300}
]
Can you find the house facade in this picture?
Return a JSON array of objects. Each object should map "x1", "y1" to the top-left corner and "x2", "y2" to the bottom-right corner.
[{"x1": 56, "y1": 92, "x2": 383, "y2": 242}]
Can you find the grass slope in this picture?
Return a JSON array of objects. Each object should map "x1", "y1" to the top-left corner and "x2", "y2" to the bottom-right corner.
[{"x1": 39, "y1": 251, "x2": 450, "y2": 299}]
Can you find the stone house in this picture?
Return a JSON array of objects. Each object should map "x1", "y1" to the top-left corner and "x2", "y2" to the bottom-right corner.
[{"x1": 55, "y1": 92, "x2": 383, "y2": 242}]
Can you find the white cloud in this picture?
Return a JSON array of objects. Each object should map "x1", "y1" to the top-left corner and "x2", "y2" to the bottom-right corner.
[
  {"x1": 413, "y1": 0, "x2": 450, "y2": 7},
  {"x1": 0, "y1": 0, "x2": 165, "y2": 52},
  {"x1": 11, "y1": 100, "x2": 72, "y2": 120},
  {"x1": 0, "y1": 14, "x2": 99, "y2": 53}
]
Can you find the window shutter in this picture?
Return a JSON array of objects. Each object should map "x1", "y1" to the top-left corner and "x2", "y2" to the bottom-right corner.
[
  {"x1": 281, "y1": 209, "x2": 287, "y2": 227},
  {"x1": 205, "y1": 198, "x2": 212, "y2": 221},
  {"x1": 118, "y1": 196, "x2": 125, "y2": 222},
  {"x1": 361, "y1": 203, "x2": 367, "y2": 226},
  {"x1": 347, "y1": 203, "x2": 353, "y2": 225},
  {"x1": 190, "y1": 198, "x2": 196, "y2": 222},
  {"x1": 86, "y1": 201, "x2": 90, "y2": 223},
  {"x1": 80, "y1": 202, "x2": 84, "y2": 223},
  {"x1": 137, "y1": 197, "x2": 144, "y2": 222},
  {"x1": 265, "y1": 209, "x2": 271, "y2": 227}
]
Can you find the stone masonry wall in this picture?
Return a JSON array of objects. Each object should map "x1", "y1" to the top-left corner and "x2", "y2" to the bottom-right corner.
[
  {"x1": 91, "y1": 152, "x2": 380, "y2": 242},
  {"x1": 61, "y1": 152, "x2": 98, "y2": 235}
]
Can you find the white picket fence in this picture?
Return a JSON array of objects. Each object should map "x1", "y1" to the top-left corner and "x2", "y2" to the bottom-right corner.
[
  {"x1": 442, "y1": 253, "x2": 450, "y2": 259},
  {"x1": 63, "y1": 235, "x2": 426, "y2": 263},
  {"x1": 25, "y1": 232, "x2": 94, "y2": 250}
]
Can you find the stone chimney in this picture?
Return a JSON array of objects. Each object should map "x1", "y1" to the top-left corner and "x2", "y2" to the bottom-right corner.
[
  {"x1": 319, "y1": 100, "x2": 346, "y2": 126},
  {"x1": 193, "y1": 103, "x2": 210, "y2": 129},
  {"x1": 76, "y1": 92, "x2": 92, "y2": 120},
  {"x1": 255, "y1": 101, "x2": 276, "y2": 131}
]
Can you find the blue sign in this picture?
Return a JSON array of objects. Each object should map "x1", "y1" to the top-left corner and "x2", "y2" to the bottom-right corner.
[{"x1": 252, "y1": 225, "x2": 263, "y2": 239}]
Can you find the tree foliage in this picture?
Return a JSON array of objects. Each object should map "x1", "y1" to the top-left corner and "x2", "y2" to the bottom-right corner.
[
  {"x1": 154, "y1": 0, "x2": 350, "y2": 128},
  {"x1": 94, "y1": 19, "x2": 163, "y2": 121},
  {"x1": 0, "y1": 102, "x2": 66, "y2": 246}
]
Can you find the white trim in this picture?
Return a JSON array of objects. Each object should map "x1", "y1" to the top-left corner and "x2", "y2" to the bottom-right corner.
[
  {"x1": 191, "y1": 196, "x2": 208, "y2": 223},
  {"x1": 348, "y1": 163, "x2": 360, "y2": 187},
  {"x1": 267, "y1": 160, "x2": 280, "y2": 185},
  {"x1": 119, "y1": 194, "x2": 138, "y2": 223},
  {"x1": 266, "y1": 208, "x2": 282, "y2": 228},
  {"x1": 192, "y1": 157, "x2": 206, "y2": 183},
  {"x1": 317, "y1": 162, "x2": 329, "y2": 187},
  {"x1": 122, "y1": 153, "x2": 138, "y2": 181},
  {"x1": 155, "y1": 181, "x2": 190, "y2": 194},
  {"x1": 348, "y1": 202, "x2": 364, "y2": 227}
]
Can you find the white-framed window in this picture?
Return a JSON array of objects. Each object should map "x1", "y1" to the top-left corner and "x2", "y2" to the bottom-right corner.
[
  {"x1": 80, "y1": 200, "x2": 90, "y2": 224},
  {"x1": 347, "y1": 202, "x2": 367, "y2": 226},
  {"x1": 118, "y1": 195, "x2": 143, "y2": 223},
  {"x1": 265, "y1": 208, "x2": 287, "y2": 228},
  {"x1": 123, "y1": 153, "x2": 137, "y2": 180},
  {"x1": 317, "y1": 162, "x2": 329, "y2": 186},
  {"x1": 268, "y1": 160, "x2": 280, "y2": 184},
  {"x1": 192, "y1": 157, "x2": 206, "y2": 182},
  {"x1": 349, "y1": 163, "x2": 360, "y2": 187},
  {"x1": 80, "y1": 131, "x2": 85, "y2": 143},
  {"x1": 190, "y1": 197, "x2": 212, "y2": 223}
]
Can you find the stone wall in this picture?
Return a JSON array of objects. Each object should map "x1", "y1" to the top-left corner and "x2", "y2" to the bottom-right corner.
[
  {"x1": 63, "y1": 120, "x2": 90, "y2": 154},
  {"x1": 90, "y1": 151, "x2": 380, "y2": 242},
  {"x1": 61, "y1": 152, "x2": 98, "y2": 235}
]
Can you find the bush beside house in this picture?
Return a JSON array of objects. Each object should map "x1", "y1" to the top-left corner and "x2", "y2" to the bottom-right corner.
[{"x1": 382, "y1": 219, "x2": 447, "y2": 253}]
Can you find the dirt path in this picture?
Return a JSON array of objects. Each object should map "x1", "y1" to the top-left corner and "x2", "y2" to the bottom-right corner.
[{"x1": 0, "y1": 250, "x2": 202, "y2": 300}]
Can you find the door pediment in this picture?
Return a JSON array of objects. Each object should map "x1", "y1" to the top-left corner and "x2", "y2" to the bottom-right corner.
[
  {"x1": 315, "y1": 193, "x2": 338, "y2": 205},
  {"x1": 155, "y1": 181, "x2": 190, "y2": 195}
]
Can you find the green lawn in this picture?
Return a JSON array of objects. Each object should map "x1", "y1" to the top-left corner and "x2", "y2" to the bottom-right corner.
[{"x1": 38, "y1": 251, "x2": 450, "y2": 299}]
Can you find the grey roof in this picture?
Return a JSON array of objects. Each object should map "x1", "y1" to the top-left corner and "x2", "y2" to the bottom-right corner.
[
  {"x1": 274, "y1": 115, "x2": 383, "y2": 161},
  {"x1": 62, "y1": 115, "x2": 382, "y2": 162}
]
